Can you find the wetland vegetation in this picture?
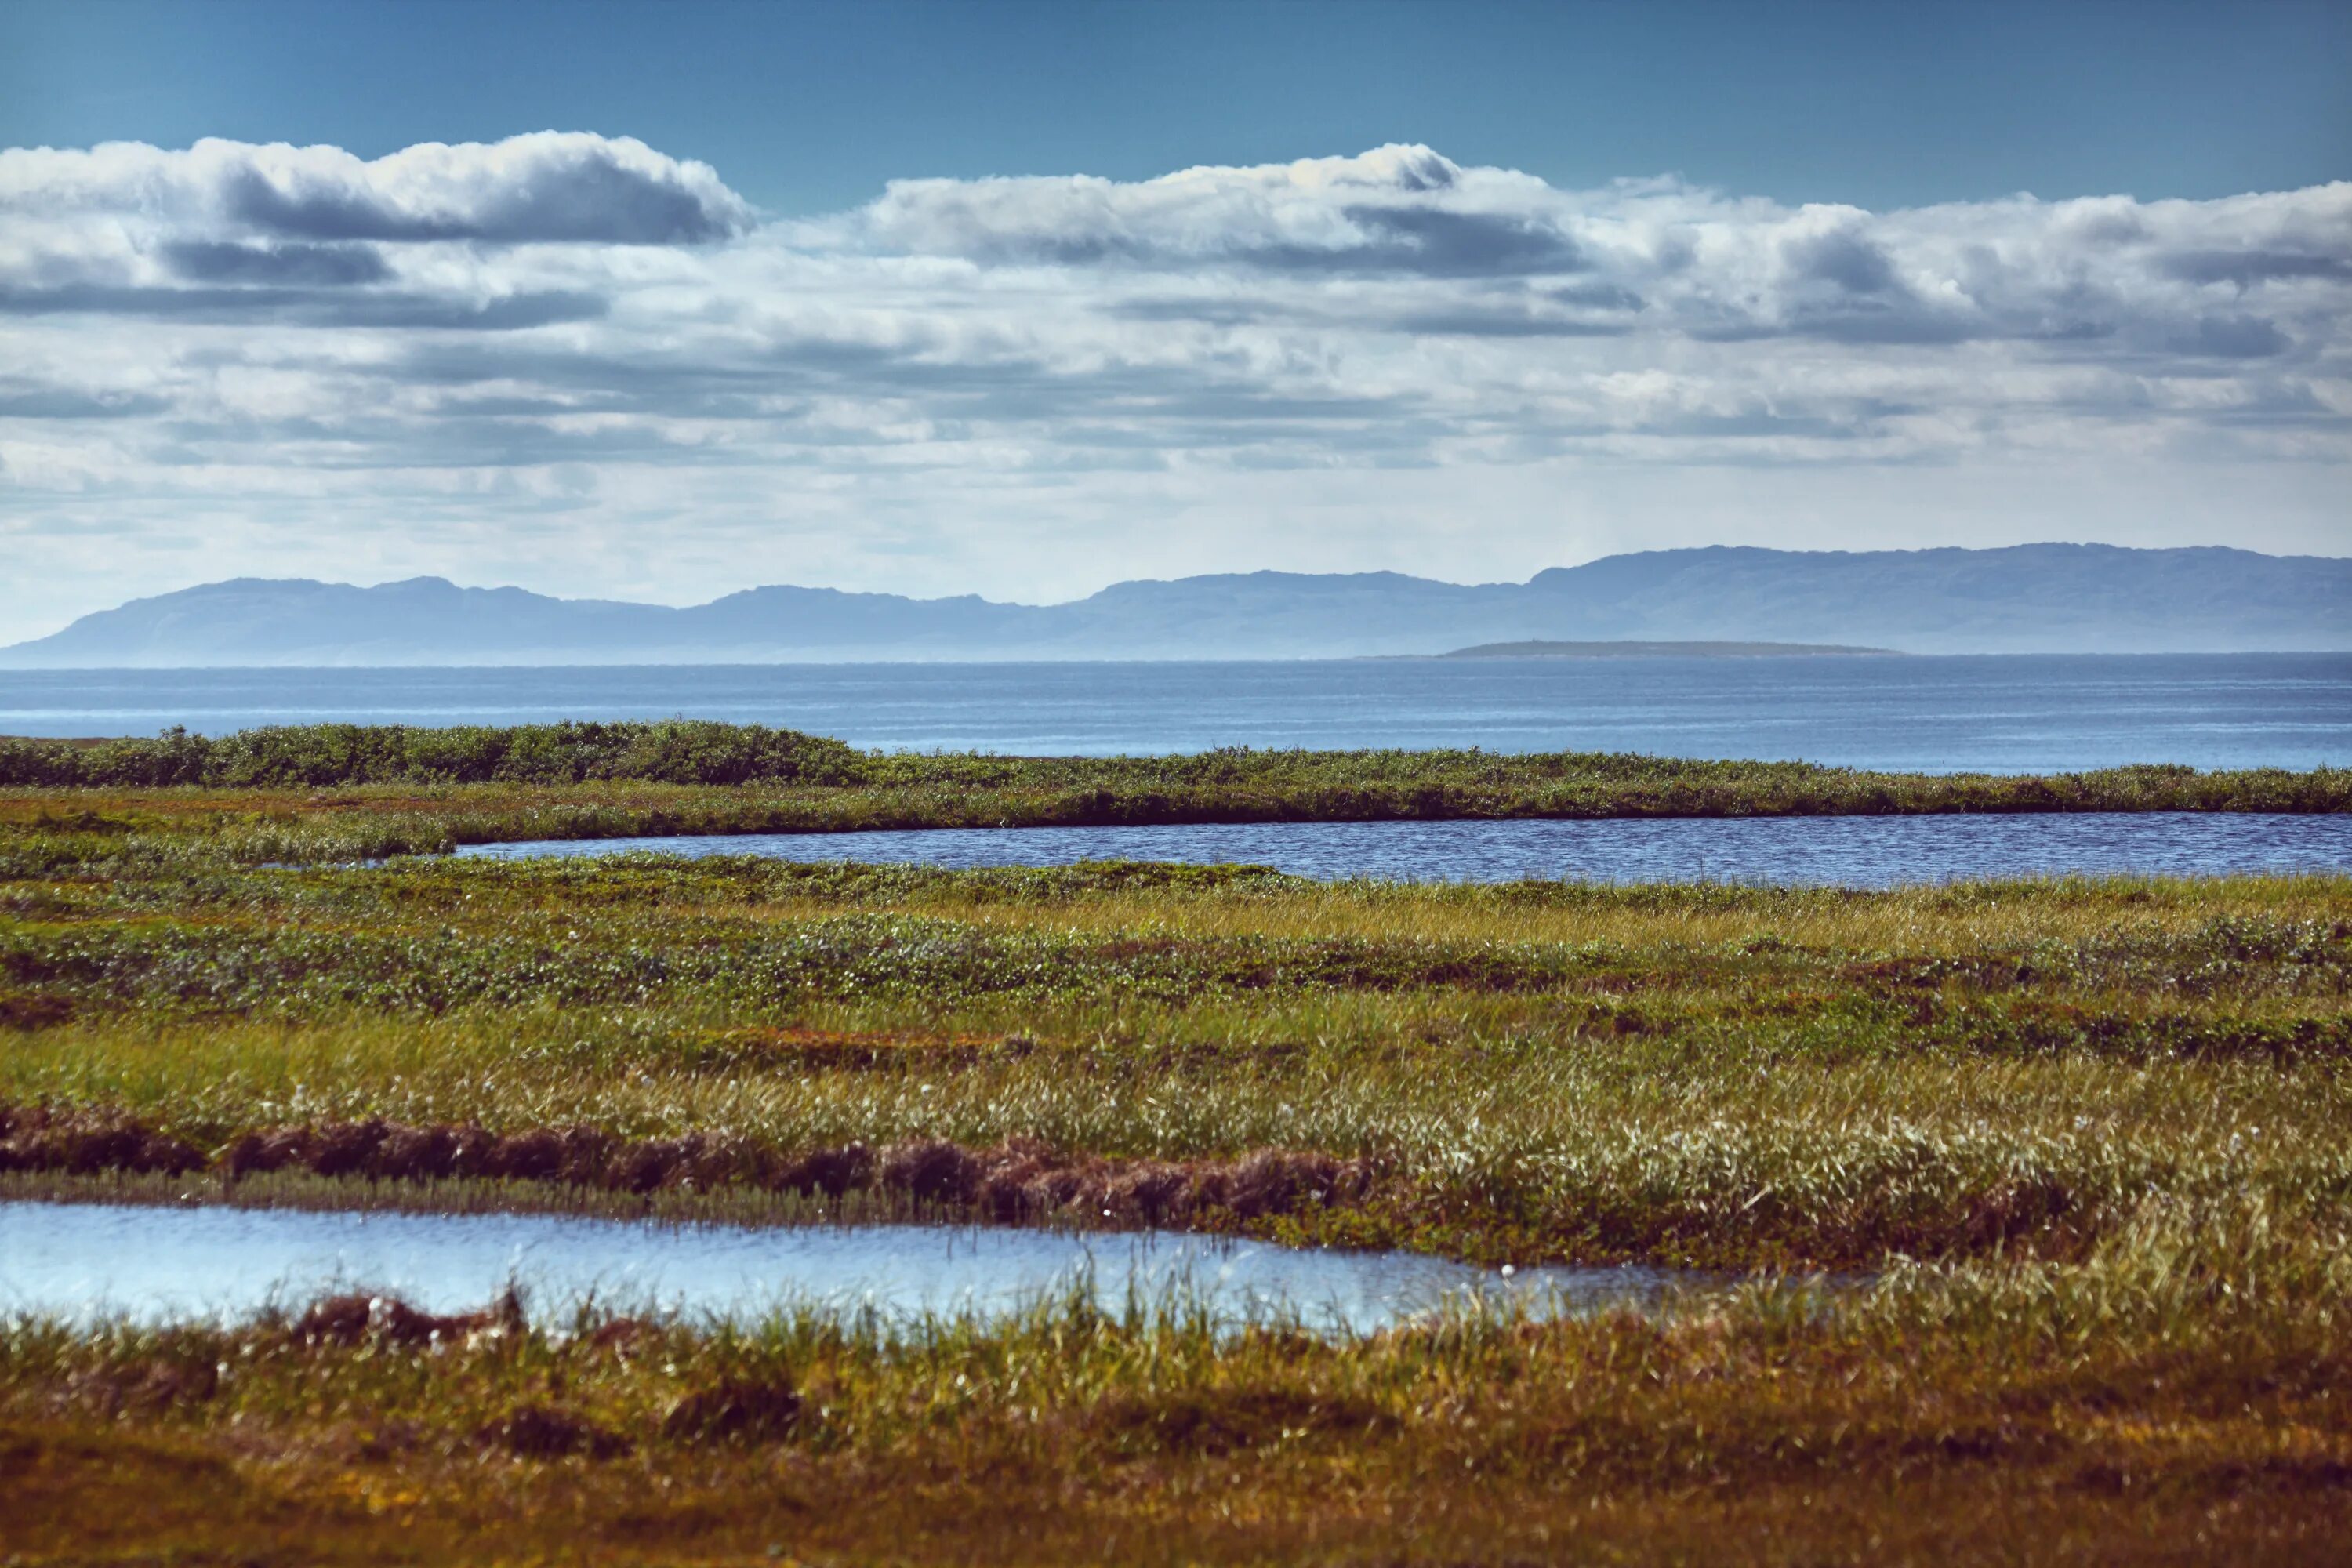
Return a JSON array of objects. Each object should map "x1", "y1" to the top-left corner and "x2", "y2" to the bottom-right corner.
[{"x1": 2, "y1": 734, "x2": 2348, "y2": 1562}]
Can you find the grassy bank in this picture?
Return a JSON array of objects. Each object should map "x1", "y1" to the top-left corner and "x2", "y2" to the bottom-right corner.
[
  {"x1": 4, "y1": 786, "x2": 2348, "y2": 1559},
  {"x1": 8, "y1": 1243, "x2": 2348, "y2": 1566}
]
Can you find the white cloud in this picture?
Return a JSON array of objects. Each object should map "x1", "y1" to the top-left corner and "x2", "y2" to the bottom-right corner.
[
  {"x1": 0, "y1": 132, "x2": 750, "y2": 243},
  {"x1": 0, "y1": 136, "x2": 2346, "y2": 640}
]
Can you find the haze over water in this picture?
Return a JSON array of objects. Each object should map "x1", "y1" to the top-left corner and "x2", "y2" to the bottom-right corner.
[{"x1": 4, "y1": 652, "x2": 2347, "y2": 773}]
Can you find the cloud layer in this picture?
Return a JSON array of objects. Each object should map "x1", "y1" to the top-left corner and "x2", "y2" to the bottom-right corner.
[{"x1": 0, "y1": 134, "x2": 2345, "y2": 637}]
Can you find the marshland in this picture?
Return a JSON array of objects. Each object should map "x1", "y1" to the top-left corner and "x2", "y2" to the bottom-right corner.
[{"x1": 4, "y1": 723, "x2": 2350, "y2": 1562}]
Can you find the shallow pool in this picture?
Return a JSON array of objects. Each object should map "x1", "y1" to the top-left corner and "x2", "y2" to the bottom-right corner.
[{"x1": 0, "y1": 1201, "x2": 1725, "y2": 1334}]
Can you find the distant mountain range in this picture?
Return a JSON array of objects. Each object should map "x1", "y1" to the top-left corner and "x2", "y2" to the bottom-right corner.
[{"x1": 4, "y1": 545, "x2": 2344, "y2": 666}]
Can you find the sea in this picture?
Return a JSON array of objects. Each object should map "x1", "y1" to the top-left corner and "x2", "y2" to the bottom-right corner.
[{"x1": 2, "y1": 653, "x2": 2346, "y2": 773}]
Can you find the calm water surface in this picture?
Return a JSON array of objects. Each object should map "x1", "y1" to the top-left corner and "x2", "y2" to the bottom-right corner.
[
  {"x1": 0, "y1": 1202, "x2": 1702, "y2": 1334},
  {"x1": 460, "y1": 811, "x2": 2352, "y2": 887},
  {"x1": 5, "y1": 654, "x2": 2347, "y2": 772}
]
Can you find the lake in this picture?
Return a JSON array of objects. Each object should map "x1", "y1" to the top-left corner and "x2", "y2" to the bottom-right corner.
[
  {"x1": 460, "y1": 811, "x2": 2352, "y2": 887},
  {"x1": 5, "y1": 652, "x2": 2348, "y2": 771}
]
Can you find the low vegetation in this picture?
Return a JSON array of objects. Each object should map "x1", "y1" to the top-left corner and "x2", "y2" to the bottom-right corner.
[
  {"x1": 9, "y1": 1249, "x2": 2348, "y2": 1564},
  {"x1": 2, "y1": 770, "x2": 2347, "y2": 1561}
]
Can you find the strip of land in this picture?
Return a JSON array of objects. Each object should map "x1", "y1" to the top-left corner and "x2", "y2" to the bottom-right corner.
[{"x1": 2, "y1": 724, "x2": 2345, "y2": 876}]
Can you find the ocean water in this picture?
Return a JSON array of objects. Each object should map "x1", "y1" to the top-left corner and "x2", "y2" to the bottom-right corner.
[
  {"x1": 3, "y1": 652, "x2": 2347, "y2": 771},
  {"x1": 461, "y1": 811, "x2": 2352, "y2": 887},
  {"x1": 0, "y1": 1202, "x2": 1718, "y2": 1335}
]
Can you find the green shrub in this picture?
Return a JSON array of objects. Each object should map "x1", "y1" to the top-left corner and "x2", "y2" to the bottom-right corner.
[{"x1": 0, "y1": 722, "x2": 869, "y2": 789}]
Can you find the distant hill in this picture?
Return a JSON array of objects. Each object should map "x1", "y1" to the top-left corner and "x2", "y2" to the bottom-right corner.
[
  {"x1": 1431, "y1": 639, "x2": 1898, "y2": 659},
  {"x1": 3, "y1": 544, "x2": 2344, "y2": 666}
]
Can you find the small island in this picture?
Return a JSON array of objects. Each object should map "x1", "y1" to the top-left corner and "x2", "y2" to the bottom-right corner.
[{"x1": 1428, "y1": 637, "x2": 1902, "y2": 658}]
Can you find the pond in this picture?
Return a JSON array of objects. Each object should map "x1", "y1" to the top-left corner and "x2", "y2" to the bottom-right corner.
[
  {"x1": 0, "y1": 1201, "x2": 1737, "y2": 1335},
  {"x1": 456, "y1": 811, "x2": 2352, "y2": 887}
]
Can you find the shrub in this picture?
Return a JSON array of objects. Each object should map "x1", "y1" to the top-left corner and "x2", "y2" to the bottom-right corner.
[{"x1": 0, "y1": 721, "x2": 869, "y2": 789}]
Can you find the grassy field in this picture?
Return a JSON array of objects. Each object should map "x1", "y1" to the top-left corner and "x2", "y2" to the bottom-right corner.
[{"x1": 3, "y1": 773, "x2": 2350, "y2": 1563}]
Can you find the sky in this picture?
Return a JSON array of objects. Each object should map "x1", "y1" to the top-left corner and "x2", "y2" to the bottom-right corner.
[{"x1": 1, "y1": 0, "x2": 2347, "y2": 641}]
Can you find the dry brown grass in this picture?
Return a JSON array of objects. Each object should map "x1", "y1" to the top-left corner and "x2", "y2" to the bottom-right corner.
[{"x1": 6, "y1": 1248, "x2": 2350, "y2": 1566}]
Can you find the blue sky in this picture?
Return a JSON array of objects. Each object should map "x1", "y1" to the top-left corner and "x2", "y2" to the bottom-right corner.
[
  {"x1": 0, "y1": 0, "x2": 2347, "y2": 638},
  {"x1": 7, "y1": 0, "x2": 2347, "y2": 212}
]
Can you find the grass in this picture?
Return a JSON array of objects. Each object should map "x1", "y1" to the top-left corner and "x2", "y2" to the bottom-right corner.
[
  {"x1": 5, "y1": 1236, "x2": 2349, "y2": 1563},
  {"x1": 2, "y1": 774, "x2": 2348, "y2": 1561}
]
